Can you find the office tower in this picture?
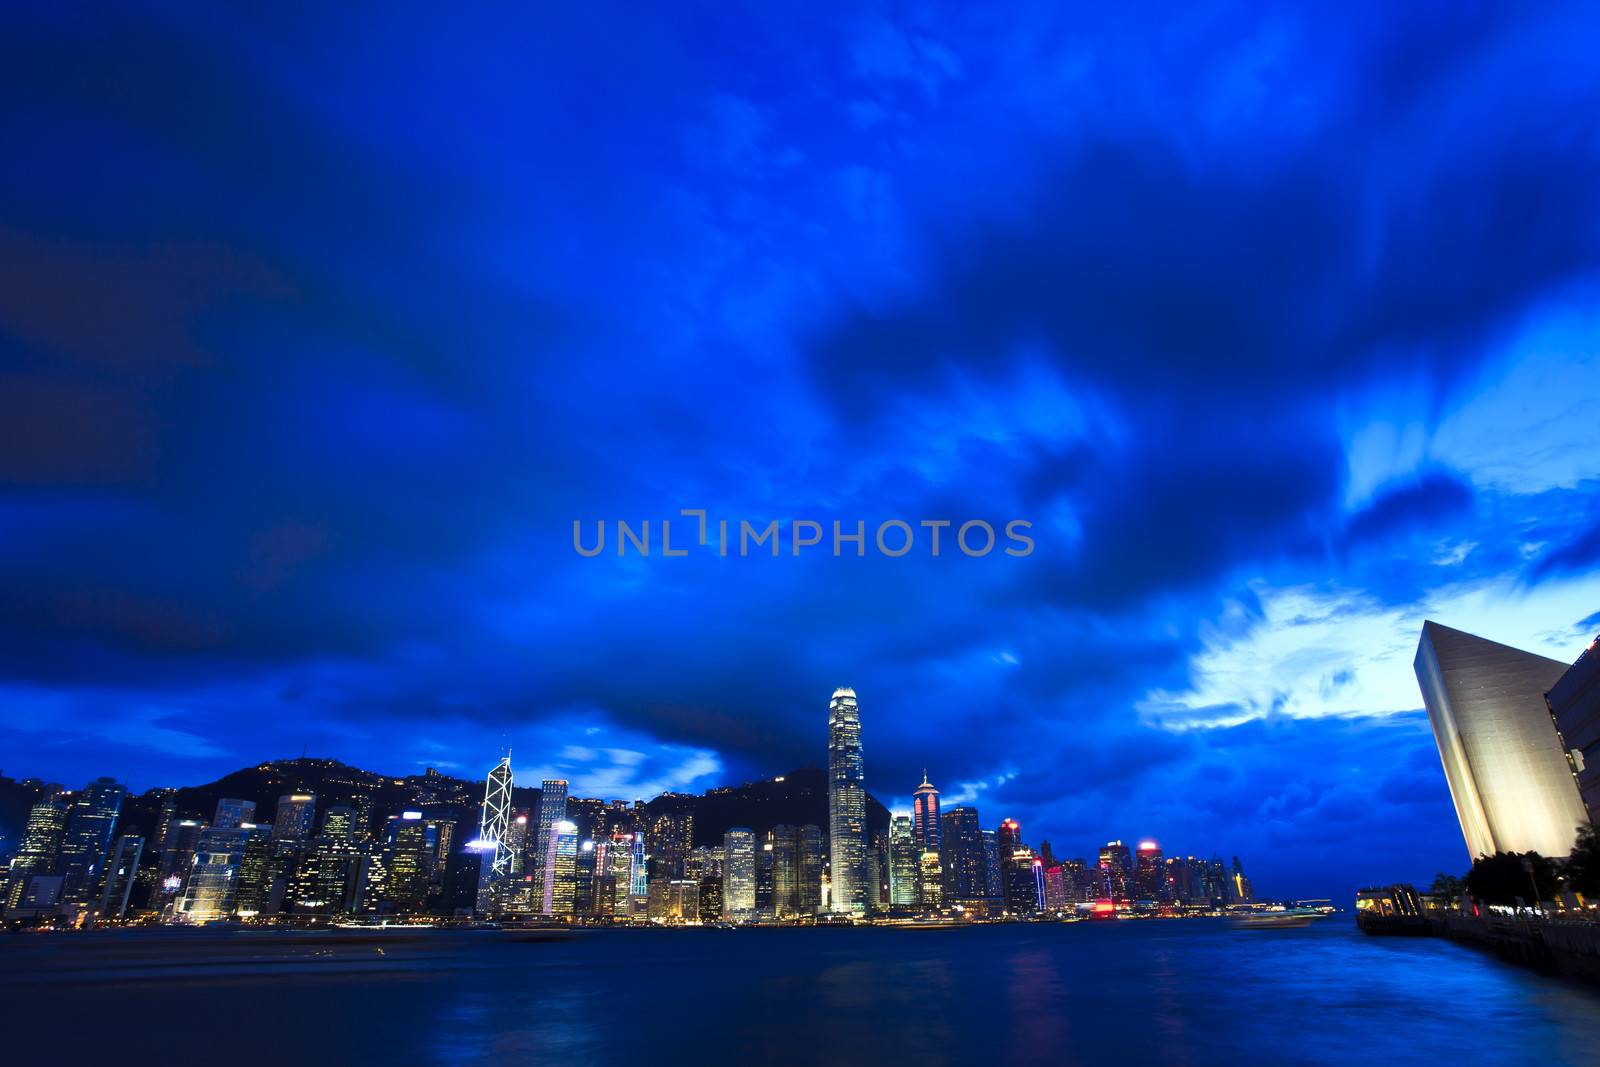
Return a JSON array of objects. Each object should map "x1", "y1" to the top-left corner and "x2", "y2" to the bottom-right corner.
[
  {"x1": 698, "y1": 875, "x2": 723, "y2": 923},
  {"x1": 998, "y1": 819, "x2": 1040, "y2": 916},
  {"x1": 646, "y1": 810, "x2": 694, "y2": 881},
  {"x1": 866, "y1": 834, "x2": 889, "y2": 915},
  {"x1": 300, "y1": 815, "x2": 362, "y2": 915},
  {"x1": 566, "y1": 797, "x2": 607, "y2": 843},
  {"x1": 505, "y1": 812, "x2": 530, "y2": 875},
  {"x1": 889, "y1": 815, "x2": 918, "y2": 907},
  {"x1": 647, "y1": 878, "x2": 699, "y2": 921},
  {"x1": 828, "y1": 687, "x2": 868, "y2": 914},
  {"x1": 723, "y1": 827, "x2": 756, "y2": 921},
  {"x1": 1415, "y1": 620, "x2": 1589, "y2": 858},
  {"x1": 479, "y1": 756, "x2": 515, "y2": 878},
  {"x1": 1230, "y1": 857, "x2": 1254, "y2": 904},
  {"x1": 918, "y1": 850, "x2": 943, "y2": 910},
  {"x1": 756, "y1": 837, "x2": 777, "y2": 917},
  {"x1": 212, "y1": 798, "x2": 256, "y2": 830},
  {"x1": 798, "y1": 824, "x2": 824, "y2": 914},
  {"x1": 4, "y1": 796, "x2": 69, "y2": 911},
  {"x1": 531, "y1": 780, "x2": 569, "y2": 910},
  {"x1": 60, "y1": 777, "x2": 127, "y2": 904},
  {"x1": 687, "y1": 844, "x2": 724, "y2": 882},
  {"x1": 176, "y1": 825, "x2": 250, "y2": 921},
  {"x1": 981, "y1": 828, "x2": 1001, "y2": 898},
  {"x1": 154, "y1": 819, "x2": 205, "y2": 908},
  {"x1": 541, "y1": 820, "x2": 579, "y2": 916},
  {"x1": 272, "y1": 794, "x2": 317, "y2": 843},
  {"x1": 150, "y1": 794, "x2": 177, "y2": 863},
  {"x1": 629, "y1": 832, "x2": 648, "y2": 914},
  {"x1": 234, "y1": 825, "x2": 274, "y2": 915},
  {"x1": 1038, "y1": 840, "x2": 1057, "y2": 869},
  {"x1": 770, "y1": 825, "x2": 800, "y2": 918},
  {"x1": 1134, "y1": 840, "x2": 1165, "y2": 902},
  {"x1": 912, "y1": 772, "x2": 942, "y2": 854},
  {"x1": 1548, "y1": 634, "x2": 1600, "y2": 824},
  {"x1": 573, "y1": 840, "x2": 597, "y2": 917},
  {"x1": 96, "y1": 835, "x2": 143, "y2": 919},
  {"x1": 941, "y1": 806, "x2": 985, "y2": 900},
  {"x1": 1099, "y1": 841, "x2": 1133, "y2": 900},
  {"x1": 599, "y1": 833, "x2": 637, "y2": 916},
  {"x1": 1043, "y1": 865, "x2": 1067, "y2": 912},
  {"x1": 1061, "y1": 858, "x2": 1090, "y2": 903},
  {"x1": 384, "y1": 813, "x2": 440, "y2": 914}
]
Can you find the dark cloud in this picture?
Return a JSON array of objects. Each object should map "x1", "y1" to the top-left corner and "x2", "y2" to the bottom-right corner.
[{"x1": 2, "y1": 3, "x2": 1598, "y2": 897}]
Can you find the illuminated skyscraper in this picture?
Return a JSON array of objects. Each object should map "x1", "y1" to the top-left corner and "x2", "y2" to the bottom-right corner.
[
  {"x1": 4, "y1": 796, "x2": 69, "y2": 911},
  {"x1": 918, "y1": 850, "x2": 943, "y2": 910},
  {"x1": 981, "y1": 828, "x2": 1001, "y2": 898},
  {"x1": 212, "y1": 798, "x2": 256, "y2": 830},
  {"x1": 770, "y1": 825, "x2": 800, "y2": 918},
  {"x1": 542, "y1": 820, "x2": 579, "y2": 916},
  {"x1": 383, "y1": 812, "x2": 440, "y2": 914},
  {"x1": 941, "y1": 806, "x2": 985, "y2": 900},
  {"x1": 912, "y1": 772, "x2": 941, "y2": 854},
  {"x1": 998, "y1": 819, "x2": 1040, "y2": 916},
  {"x1": 723, "y1": 827, "x2": 756, "y2": 921},
  {"x1": 176, "y1": 825, "x2": 251, "y2": 922},
  {"x1": 798, "y1": 824, "x2": 824, "y2": 914},
  {"x1": 1099, "y1": 840, "x2": 1133, "y2": 901},
  {"x1": 60, "y1": 777, "x2": 126, "y2": 904},
  {"x1": 827, "y1": 686, "x2": 867, "y2": 914},
  {"x1": 272, "y1": 794, "x2": 316, "y2": 843},
  {"x1": 1134, "y1": 840, "x2": 1165, "y2": 902},
  {"x1": 478, "y1": 756, "x2": 515, "y2": 878},
  {"x1": 96, "y1": 835, "x2": 143, "y2": 919},
  {"x1": 1415, "y1": 620, "x2": 1589, "y2": 858},
  {"x1": 531, "y1": 779, "x2": 568, "y2": 907},
  {"x1": 888, "y1": 815, "x2": 918, "y2": 907}
]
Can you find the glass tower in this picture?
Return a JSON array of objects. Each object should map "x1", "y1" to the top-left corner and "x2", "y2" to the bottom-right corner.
[
  {"x1": 827, "y1": 686, "x2": 867, "y2": 914},
  {"x1": 531, "y1": 779, "x2": 569, "y2": 910}
]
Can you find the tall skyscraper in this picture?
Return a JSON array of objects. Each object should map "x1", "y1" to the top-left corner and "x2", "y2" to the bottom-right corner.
[
  {"x1": 827, "y1": 686, "x2": 867, "y2": 914},
  {"x1": 1099, "y1": 841, "x2": 1133, "y2": 900},
  {"x1": 998, "y1": 819, "x2": 1040, "y2": 916},
  {"x1": 60, "y1": 777, "x2": 126, "y2": 904},
  {"x1": 1415, "y1": 620, "x2": 1589, "y2": 858},
  {"x1": 542, "y1": 820, "x2": 579, "y2": 916},
  {"x1": 176, "y1": 825, "x2": 251, "y2": 922},
  {"x1": 1134, "y1": 840, "x2": 1165, "y2": 902},
  {"x1": 912, "y1": 772, "x2": 941, "y2": 854},
  {"x1": 722, "y1": 827, "x2": 756, "y2": 921},
  {"x1": 1548, "y1": 634, "x2": 1600, "y2": 825},
  {"x1": 4, "y1": 796, "x2": 69, "y2": 911},
  {"x1": 941, "y1": 806, "x2": 985, "y2": 900},
  {"x1": 96, "y1": 835, "x2": 144, "y2": 919},
  {"x1": 479, "y1": 756, "x2": 515, "y2": 878},
  {"x1": 981, "y1": 828, "x2": 1001, "y2": 898},
  {"x1": 888, "y1": 815, "x2": 918, "y2": 907},
  {"x1": 531, "y1": 779, "x2": 568, "y2": 908},
  {"x1": 212, "y1": 798, "x2": 256, "y2": 830},
  {"x1": 797, "y1": 824, "x2": 824, "y2": 915},
  {"x1": 770, "y1": 825, "x2": 800, "y2": 918},
  {"x1": 272, "y1": 794, "x2": 317, "y2": 842}
]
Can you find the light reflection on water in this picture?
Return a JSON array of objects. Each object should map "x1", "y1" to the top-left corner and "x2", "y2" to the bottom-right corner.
[{"x1": 4, "y1": 920, "x2": 1599, "y2": 1066}]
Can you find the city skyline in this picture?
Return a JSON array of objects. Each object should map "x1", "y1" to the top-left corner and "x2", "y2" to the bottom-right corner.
[{"x1": 4, "y1": 3, "x2": 1600, "y2": 926}]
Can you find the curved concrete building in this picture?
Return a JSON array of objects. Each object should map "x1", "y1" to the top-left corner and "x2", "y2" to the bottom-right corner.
[{"x1": 1414, "y1": 620, "x2": 1588, "y2": 860}]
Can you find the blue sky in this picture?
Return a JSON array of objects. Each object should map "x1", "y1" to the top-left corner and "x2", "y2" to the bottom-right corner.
[{"x1": 2, "y1": 2, "x2": 1599, "y2": 901}]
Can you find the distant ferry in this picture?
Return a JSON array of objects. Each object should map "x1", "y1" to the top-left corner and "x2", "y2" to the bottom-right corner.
[{"x1": 1227, "y1": 908, "x2": 1321, "y2": 929}]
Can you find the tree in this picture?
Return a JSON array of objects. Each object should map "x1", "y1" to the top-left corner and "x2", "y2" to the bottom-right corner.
[
  {"x1": 1563, "y1": 824, "x2": 1600, "y2": 898},
  {"x1": 1429, "y1": 872, "x2": 1466, "y2": 900},
  {"x1": 1465, "y1": 851, "x2": 1561, "y2": 907}
]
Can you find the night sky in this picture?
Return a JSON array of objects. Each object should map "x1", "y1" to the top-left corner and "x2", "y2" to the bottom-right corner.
[{"x1": 4, "y1": 4, "x2": 1600, "y2": 903}]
